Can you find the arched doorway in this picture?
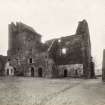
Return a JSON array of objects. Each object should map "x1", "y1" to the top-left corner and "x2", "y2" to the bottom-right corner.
[
  {"x1": 38, "y1": 67, "x2": 43, "y2": 77},
  {"x1": 64, "y1": 69, "x2": 67, "y2": 77},
  {"x1": 31, "y1": 67, "x2": 34, "y2": 77},
  {"x1": 14, "y1": 67, "x2": 16, "y2": 75},
  {"x1": 75, "y1": 70, "x2": 78, "y2": 76},
  {"x1": 7, "y1": 69, "x2": 9, "y2": 76},
  {"x1": 6, "y1": 68, "x2": 14, "y2": 76}
]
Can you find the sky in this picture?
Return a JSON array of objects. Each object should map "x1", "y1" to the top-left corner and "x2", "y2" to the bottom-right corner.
[{"x1": 0, "y1": 0, "x2": 105, "y2": 70}]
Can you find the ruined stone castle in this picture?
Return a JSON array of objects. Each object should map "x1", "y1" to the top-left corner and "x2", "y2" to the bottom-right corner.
[{"x1": 5, "y1": 19, "x2": 95, "y2": 78}]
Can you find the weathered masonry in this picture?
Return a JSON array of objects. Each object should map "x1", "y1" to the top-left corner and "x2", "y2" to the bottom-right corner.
[
  {"x1": 7, "y1": 20, "x2": 95, "y2": 78},
  {"x1": 46, "y1": 20, "x2": 95, "y2": 78},
  {"x1": 7, "y1": 22, "x2": 56, "y2": 78}
]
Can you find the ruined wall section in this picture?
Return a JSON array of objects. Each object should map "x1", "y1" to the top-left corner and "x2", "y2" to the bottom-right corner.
[
  {"x1": 7, "y1": 22, "x2": 43, "y2": 75},
  {"x1": 0, "y1": 55, "x2": 7, "y2": 76},
  {"x1": 55, "y1": 35, "x2": 83, "y2": 65},
  {"x1": 45, "y1": 35, "x2": 84, "y2": 77},
  {"x1": 46, "y1": 19, "x2": 92, "y2": 78},
  {"x1": 46, "y1": 34, "x2": 83, "y2": 64}
]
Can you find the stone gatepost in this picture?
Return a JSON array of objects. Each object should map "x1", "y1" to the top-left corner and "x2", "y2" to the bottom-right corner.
[{"x1": 102, "y1": 49, "x2": 105, "y2": 81}]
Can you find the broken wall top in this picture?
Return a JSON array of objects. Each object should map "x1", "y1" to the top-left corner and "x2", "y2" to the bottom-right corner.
[
  {"x1": 76, "y1": 19, "x2": 90, "y2": 35},
  {"x1": 9, "y1": 22, "x2": 41, "y2": 37}
]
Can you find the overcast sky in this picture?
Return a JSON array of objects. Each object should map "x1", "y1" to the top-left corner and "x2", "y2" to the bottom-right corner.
[{"x1": 0, "y1": 0, "x2": 105, "y2": 69}]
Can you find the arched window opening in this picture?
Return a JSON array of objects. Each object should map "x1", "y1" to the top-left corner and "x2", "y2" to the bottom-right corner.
[
  {"x1": 29, "y1": 58, "x2": 32, "y2": 64},
  {"x1": 62, "y1": 48, "x2": 67, "y2": 54}
]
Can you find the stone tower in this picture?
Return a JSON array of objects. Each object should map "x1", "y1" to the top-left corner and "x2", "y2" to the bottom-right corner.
[
  {"x1": 7, "y1": 22, "x2": 43, "y2": 76},
  {"x1": 8, "y1": 22, "x2": 41, "y2": 56},
  {"x1": 76, "y1": 20, "x2": 92, "y2": 78}
]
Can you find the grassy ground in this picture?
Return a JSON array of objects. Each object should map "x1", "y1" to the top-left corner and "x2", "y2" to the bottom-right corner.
[{"x1": 0, "y1": 77, "x2": 104, "y2": 105}]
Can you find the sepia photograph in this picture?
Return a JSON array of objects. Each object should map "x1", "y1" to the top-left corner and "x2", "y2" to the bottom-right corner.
[{"x1": 0, "y1": 0, "x2": 105, "y2": 105}]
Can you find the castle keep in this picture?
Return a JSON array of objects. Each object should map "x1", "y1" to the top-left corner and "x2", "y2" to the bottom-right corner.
[{"x1": 6, "y1": 20, "x2": 95, "y2": 78}]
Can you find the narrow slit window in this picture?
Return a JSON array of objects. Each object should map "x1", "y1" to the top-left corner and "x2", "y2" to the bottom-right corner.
[{"x1": 29, "y1": 58, "x2": 32, "y2": 63}]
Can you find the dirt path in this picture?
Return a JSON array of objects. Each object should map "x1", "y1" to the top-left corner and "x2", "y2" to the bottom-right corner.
[{"x1": 39, "y1": 82, "x2": 81, "y2": 105}]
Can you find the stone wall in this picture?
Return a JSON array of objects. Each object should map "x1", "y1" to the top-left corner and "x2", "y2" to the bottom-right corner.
[
  {"x1": 58, "y1": 64, "x2": 83, "y2": 77},
  {"x1": 50, "y1": 35, "x2": 83, "y2": 65},
  {"x1": 0, "y1": 55, "x2": 7, "y2": 76},
  {"x1": 76, "y1": 20, "x2": 92, "y2": 78}
]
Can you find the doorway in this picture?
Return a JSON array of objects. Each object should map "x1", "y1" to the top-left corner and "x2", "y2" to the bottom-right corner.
[
  {"x1": 6, "y1": 68, "x2": 14, "y2": 76},
  {"x1": 31, "y1": 67, "x2": 34, "y2": 77},
  {"x1": 7, "y1": 69, "x2": 9, "y2": 76},
  {"x1": 75, "y1": 70, "x2": 78, "y2": 76},
  {"x1": 14, "y1": 67, "x2": 16, "y2": 75},
  {"x1": 38, "y1": 67, "x2": 43, "y2": 77},
  {"x1": 64, "y1": 69, "x2": 67, "y2": 77}
]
